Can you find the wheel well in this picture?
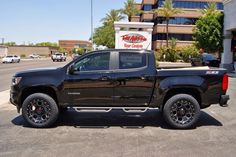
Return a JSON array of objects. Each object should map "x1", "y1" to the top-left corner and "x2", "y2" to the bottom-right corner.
[
  {"x1": 20, "y1": 86, "x2": 58, "y2": 106},
  {"x1": 163, "y1": 88, "x2": 202, "y2": 109}
]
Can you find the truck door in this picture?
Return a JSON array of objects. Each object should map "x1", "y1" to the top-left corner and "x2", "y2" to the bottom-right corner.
[
  {"x1": 63, "y1": 52, "x2": 115, "y2": 106},
  {"x1": 113, "y1": 52, "x2": 155, "y2": 107}
]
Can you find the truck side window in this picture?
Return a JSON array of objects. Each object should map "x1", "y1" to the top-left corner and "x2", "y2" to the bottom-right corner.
[
  {"x1": 74, "y1": 53, "x2": 110, "y2": 71},
  {"x1": 119, "y1": 52, "x2": 146, "y2": 69}
]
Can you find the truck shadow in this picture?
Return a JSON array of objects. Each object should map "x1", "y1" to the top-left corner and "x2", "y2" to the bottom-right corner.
[{"x1": 11, "y1": 109, "x2": 222, "y2": 129}]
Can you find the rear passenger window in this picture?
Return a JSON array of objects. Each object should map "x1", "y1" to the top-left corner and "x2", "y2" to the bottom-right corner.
[{"x1": 119, "y1": 52, "x2": 147, "y2": 69}]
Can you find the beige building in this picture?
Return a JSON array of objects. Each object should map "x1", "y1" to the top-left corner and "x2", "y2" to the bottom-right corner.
[
  {"x1": 8, "y1": 46, "x2": 58, "y2": 57},
  {"x1": 221, "y1": 0, "x2": 236, "y2": 72},
  {"x1": 131, "y1": 0, "x2": 224, "y2": 50},
  {"x1": 59, "y1": 40, "x2": 92, "y2": 53},
  {"x1": 0, "y1": 45, "x2": 8, "y2": 57}
]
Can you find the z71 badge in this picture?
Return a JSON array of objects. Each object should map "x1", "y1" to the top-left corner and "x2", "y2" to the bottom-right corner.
[{"x1": 206, "y1": 71, "x2": 219, "y2": 75}]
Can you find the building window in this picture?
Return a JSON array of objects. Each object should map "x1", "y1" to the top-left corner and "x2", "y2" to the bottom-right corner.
[
  {"x1": 155, "y1": 17, "x2": 197, "y2": 25},
  {"x1": 157, "y1": 0, "x2": 223, "y2": 10},
  {"x1": 153, "y1": 33, "x2": 193, "y2": 41},
  {"x1": 143, "y1": 4, "x2": 153, "y2": 11}
]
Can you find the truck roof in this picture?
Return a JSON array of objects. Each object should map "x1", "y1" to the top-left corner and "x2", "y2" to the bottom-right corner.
[{"x1": 90, "y1": 49, "x2": 154, "y2": 54}]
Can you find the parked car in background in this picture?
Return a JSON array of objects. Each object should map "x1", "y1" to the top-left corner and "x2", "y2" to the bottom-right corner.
[
  {"x1": 190, "y1": 53, "x2": 221, "y2": 67},
  {"x1": 72, "y1": 54, "x2": 81, "y2": 60},
  {"x1": 29, "y1": 54, "x2": 40, "y2": 59},
  {"x1": 51, "y1": 53, "x2": 66, "y2": 62},
  {"x1": 2, "y1": 55, "x2": 20, "y2": 63}
]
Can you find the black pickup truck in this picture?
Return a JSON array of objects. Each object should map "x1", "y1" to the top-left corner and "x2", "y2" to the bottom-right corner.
[{"x1": 10, "y1": 49, "x2": 229, "y2": 129}]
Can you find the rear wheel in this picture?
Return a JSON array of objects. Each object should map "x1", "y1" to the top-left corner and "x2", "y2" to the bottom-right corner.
[
  {"x1": 163, "y1": 94, "x2": 200, "y2": 129},
  {"x1": 22, "y1": 93, "x2": 59, "y2": 128}
]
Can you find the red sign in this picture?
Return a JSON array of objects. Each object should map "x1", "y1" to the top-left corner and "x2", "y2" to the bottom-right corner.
[{"x1": 121, "y1": 33, "x2": 147, "y2": 43}]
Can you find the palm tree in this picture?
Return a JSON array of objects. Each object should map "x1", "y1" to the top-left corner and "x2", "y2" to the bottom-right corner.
[
  {"x1": 201, "y1": 2, "x2": 219, "y2": 15},
  {"x1": 121, "y1": 0, "x2": 141, "y2": 22},
  {"x1": 153, "y1": 0, "x2": 182, "y2": 47},
  {"x1": 101, "y1": 9, "x2": 125, "y2": 25}
]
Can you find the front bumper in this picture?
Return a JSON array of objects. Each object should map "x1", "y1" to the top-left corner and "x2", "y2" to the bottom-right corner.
[
  {"x1": 10, "y1": 88, "x2": 21, "y2": 113},
  {"x1": 220, "y1": 95, "x2": 230, "y2": 107}
]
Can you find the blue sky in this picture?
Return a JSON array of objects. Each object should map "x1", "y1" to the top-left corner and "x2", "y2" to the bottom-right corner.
[{"x1": 0, "y1": 0, "x2": 141, "y2": 44}]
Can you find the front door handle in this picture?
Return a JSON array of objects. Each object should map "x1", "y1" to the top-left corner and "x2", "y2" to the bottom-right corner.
[
  {"x1": 99, "y1": 76, "x2": 110, "y2": 81},
  {"x1": 141, "y1": 75, "x2": 148, "y2": 80}
]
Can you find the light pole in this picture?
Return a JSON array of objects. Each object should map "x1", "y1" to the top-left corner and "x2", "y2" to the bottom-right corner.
[{"x1": 91, "y1": 0, "x2": 94, "y2": 49}]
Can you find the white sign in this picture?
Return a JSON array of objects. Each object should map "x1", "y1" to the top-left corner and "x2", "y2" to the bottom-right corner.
[
  {"x1": 117, "y1": 31, "x2": 152, "y2": 50},
  {"x1": 114, "y1": 22, "x2": 154, "y2": 50}
]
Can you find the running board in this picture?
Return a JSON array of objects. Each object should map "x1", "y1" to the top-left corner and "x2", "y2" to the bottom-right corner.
[
  {"x1": 74, "y1": 107, "x2": 112, "y2": 113},
  {"x1": 72, "y1": 107, "x2": 149, "y2": 113}
]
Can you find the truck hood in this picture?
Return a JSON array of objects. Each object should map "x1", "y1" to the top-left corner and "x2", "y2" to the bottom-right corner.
[{"x1": 14, "y1": 67, "x2": 61, "y2": 77}]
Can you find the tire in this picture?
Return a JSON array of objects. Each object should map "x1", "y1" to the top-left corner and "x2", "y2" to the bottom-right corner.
[
  {"x1": 163, "y1": 94, "x2": 200, "y2": 129},
  {"x1": 22, "y1": 93, "x2": 59, "y2": 128}
]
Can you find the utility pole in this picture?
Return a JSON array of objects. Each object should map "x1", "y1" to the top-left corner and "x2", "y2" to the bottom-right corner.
[{"x1": 91, "y1": 0, "x2": 94, "y2": 49}]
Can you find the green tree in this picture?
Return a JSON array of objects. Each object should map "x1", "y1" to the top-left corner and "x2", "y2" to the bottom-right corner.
[
  {"x1": 35, "y1": 42, "x2": 58, "y2": 47},
  {"x1": 153, "y1": 0, "x2": 182, "y2": 47},
  {"x1": 193, "y1": 3, "x2": 223, "y2": 53},
  {"x1": 93, "y1": 25, "x2": 115, "y2": 48},
  {"x1": 94, "y1": 9, "x2": 124, "y2": 48},
  {"x1": 101, "y1": 9, "x2": 125, "y2": 25},
  {"x1": 121, "y1": 0, "x2": 141, "y2": 21},
  {"x1": 201, "y1": 2, "x2": 219, "y2": 15},
  {"x1": 4, "y1": 42, "x2": 16, "y2": 46}
]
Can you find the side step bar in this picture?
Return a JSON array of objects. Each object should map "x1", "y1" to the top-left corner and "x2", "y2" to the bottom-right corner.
[{"x1": 72, "y1": 107, "x2": 149, "y2": 113}]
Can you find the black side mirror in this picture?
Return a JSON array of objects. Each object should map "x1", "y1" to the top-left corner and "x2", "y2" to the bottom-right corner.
[{"x1": 68, "y1": 64, "x2": 76, "y2": 74}]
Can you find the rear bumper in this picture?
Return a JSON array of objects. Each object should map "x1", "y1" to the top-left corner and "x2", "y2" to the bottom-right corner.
[{"x1": 220, "y1": 95, "x2": 230, "y2": 107}]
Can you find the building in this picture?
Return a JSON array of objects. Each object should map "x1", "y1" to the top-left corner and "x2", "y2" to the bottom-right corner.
[
  {"x1": 7, "y1": 46, "x2": 58, "y2": 57},
  {"x1": 0, "y1": 45, "x2": 8, "y2": 57},
  {"x1": 131, "y1": 0, "x2": 224, "y2": 50},
  {"x1": 221, "y1": 0, "x2": 236, "y2": 72},
  {"x1": 59, "y1": 40, "x2": 92, "y2": 53}
]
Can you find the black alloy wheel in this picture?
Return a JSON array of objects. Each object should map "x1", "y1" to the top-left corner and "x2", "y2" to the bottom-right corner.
[
  {"x1": 22, "y1": 93, "x2": 59, "y2": 128},
  {"x1": 163, "y1": 94, "x2": 200, "y2": 129}
]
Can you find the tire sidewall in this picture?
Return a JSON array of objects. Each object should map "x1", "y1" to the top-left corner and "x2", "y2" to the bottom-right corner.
[
  {"x1": 163, "y1": 94, "x2": 200, "y2": 129},
  {"x1": 22, "y1": 93, "x2": 59, "y2": 128}
]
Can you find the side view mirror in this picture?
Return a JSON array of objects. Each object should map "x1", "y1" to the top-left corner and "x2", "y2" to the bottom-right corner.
[{"x1": 68, "y1": 64, "x2": 76, "y2": 74}]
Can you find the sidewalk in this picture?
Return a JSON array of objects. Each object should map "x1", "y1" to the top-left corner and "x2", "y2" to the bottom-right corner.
[{"x1": 0, "y1": 90, "x2": 14, "y2": 111}]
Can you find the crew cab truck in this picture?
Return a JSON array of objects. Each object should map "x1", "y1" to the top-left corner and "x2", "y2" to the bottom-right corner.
[{"x1": 10, "y1": 49, "x2": 230, "y2": 129}]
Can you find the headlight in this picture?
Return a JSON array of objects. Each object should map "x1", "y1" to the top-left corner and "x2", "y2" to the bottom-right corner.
[{"x1": 12, "y1": 77, "x2": 22, "y2": 85}]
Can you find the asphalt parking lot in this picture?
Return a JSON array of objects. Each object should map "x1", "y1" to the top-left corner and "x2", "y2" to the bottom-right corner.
[
  {"x1": 0, "y1": 60, "x2": 236, "y2": 157},
  {"x1": 0, "y1": 59, "x2": 70, "y2": 91}
]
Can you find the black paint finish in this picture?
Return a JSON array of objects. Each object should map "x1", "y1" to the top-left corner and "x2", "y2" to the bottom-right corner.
[{"x1": 10, "y1": 49, "x2": 228, "y2": 110}]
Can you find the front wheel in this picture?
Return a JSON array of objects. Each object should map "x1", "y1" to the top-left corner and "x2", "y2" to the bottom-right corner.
[
  {"x1": 163, "y1": 94, "x2": 200, "y2": 129},
  {"x1": 22, "y1": 93, "x2": 59, "y2": 128}
]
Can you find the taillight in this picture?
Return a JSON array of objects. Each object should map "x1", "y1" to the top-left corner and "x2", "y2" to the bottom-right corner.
[{"x1": 222, "y1": 74, "x2": 229, "y2": 91}]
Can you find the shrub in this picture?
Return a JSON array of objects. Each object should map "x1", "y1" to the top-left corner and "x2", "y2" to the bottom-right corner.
[
  {"x1": 20, "y1": 54, "x2": 26, "y2": 58},
  {"x1": 179, "y1": 45, "x2": 200, "y2": 62},
  {"x1": 159, "y1": 47, "x2": 180, "y2": 62}
]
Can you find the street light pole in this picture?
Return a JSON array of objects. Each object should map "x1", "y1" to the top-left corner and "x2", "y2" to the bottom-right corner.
[{"x1": 91, "y1": 0, "x2": 94, "y2": 49}]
